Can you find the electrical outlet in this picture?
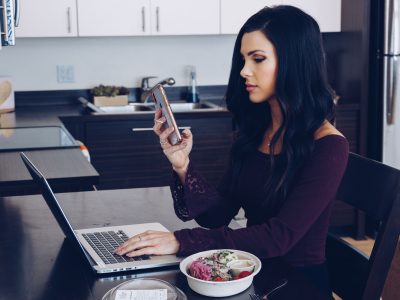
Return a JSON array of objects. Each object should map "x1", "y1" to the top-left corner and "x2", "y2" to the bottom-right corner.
[{"x1": 57, "y1": 65, "x2": 75, "y2": 83}]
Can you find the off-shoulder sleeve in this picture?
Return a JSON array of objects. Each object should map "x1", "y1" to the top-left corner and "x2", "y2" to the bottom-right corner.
[
  {"x1": 170, "y1": 161, "x2": 241, "y2": 228},
  {"x1": 174, "y1": 137, "x2": 349, "y2": 258}
]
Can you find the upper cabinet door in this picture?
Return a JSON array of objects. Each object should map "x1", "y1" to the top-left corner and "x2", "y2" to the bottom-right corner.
[
  {"x1": 150, "y1": 0, "x2": 219, "y2": 35},
  {"x1": 16, "y1": 0, "x2": 78, "y2": 37},
  {"x1": 281, "y1": 0, "x2": 341, "y2": 32},
  {"x1": 221, "y1": 0, "x2": 282, "y2": 34},
  {"x1": 77, "y1": 0, "x2": 151, "y2": 36}
]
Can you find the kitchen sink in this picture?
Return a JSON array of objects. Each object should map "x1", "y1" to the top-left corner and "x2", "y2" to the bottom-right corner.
[
  {"x1": 78, "y1": 96, "x2": 225, "y2": 114},
  {"x1": 96, "y1": 101, "x2": 223, "y2": 114},
  {"x1": 168, "y1": 102, "x2": 219, "y2": 112},
  {"x1": 98, "y1": 103, "x2": 155, "y2": 113}
]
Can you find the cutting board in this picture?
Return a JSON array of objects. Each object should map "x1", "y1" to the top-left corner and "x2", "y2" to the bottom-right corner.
[{"x1": 0, "y1": 77, "x2": 15, "y2": 113}]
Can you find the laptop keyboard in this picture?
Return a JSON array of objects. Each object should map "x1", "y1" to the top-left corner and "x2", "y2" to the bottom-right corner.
[{"x1": 82, "y1": 230, "x2": 150, "y2": 265}]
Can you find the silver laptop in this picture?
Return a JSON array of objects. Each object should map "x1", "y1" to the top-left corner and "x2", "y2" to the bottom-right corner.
[{"x1": 20, "y1": 152, "x2": 182, "y2": 274}]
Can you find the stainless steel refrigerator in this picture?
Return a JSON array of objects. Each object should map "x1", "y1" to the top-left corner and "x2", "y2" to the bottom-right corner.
[{"x1": 380, "y1": 0, "x2": 400, "y2": 169}]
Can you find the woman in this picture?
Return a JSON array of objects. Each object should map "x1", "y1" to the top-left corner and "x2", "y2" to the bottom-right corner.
[{"x1": 115, "y1": 5, "x2": 348, "y2": 295}]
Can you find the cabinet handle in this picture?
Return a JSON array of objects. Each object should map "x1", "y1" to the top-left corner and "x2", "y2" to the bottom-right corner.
[
  {"x1": 14, "y1": 0, "x2": 20, "y2": 27},
  {"x1": 156, "y1": 6, "x2": 160, "y2": 32},
  {"x1": 67, "y1": 7, "x2": 71, "y2": 33},
  {"x1": 1, "y1": 0, "x2": 7, "y2": 36},
  {"x1": 141, "y1": 6, "x2": 145, "y2": 32},
  {"x1": 132, "y1": 126, "x2": 191, "y2": 132},
  {"x1": 132, "y1": 128, "x2": 153, "y2": 132}
]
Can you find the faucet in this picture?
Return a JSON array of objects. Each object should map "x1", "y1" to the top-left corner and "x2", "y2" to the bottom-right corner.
[{"x1": 140, "y1": 76, "x2": 176, "y2": 103}]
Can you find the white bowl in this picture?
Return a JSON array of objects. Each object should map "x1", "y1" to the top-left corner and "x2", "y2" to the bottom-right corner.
[
  {"x1": 227, "y1": 259, "x2": 256, "y2": 277},
  {"x1": 179, "y1": 249, "x2": 262, "y2": 297}
]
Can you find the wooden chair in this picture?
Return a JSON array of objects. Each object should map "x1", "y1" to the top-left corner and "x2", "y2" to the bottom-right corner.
[{"x1": 326, "y1": 152, "x2": 400, "y2": 300}]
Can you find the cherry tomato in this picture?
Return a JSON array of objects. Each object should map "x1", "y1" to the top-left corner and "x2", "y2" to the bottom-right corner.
[
  {"x1": 237, "y1": 271, "x2": 252, "y2": 279},
  {"x1": 214, "y1": 277, "x2": 223, "y2": 282}
]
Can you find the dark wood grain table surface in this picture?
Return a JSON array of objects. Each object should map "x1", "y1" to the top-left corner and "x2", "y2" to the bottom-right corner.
[{"x1": 0, "y1": 187, "x2": 330, "y2": 300}]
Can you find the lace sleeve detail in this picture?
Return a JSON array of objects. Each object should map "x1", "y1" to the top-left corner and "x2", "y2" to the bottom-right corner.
[
  {"x1": 170, "y1": 161, "x2": 217, "y2": 221},
  {"x1": 171, "y1": 170, "x2": 191, "y2": 221},
  {"x1": 185, "y1": 168, "x2": 207, "y2": 194}
]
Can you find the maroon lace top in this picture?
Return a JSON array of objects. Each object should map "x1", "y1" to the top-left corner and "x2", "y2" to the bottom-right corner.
[{"x1": 171, "y1": 135, "x2": 349, "y2": 266}]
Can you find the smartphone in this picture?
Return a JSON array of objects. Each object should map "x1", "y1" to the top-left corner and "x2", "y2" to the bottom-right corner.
[{"x1": 151, "y1": 84, "x2": 182, "y2": 145}]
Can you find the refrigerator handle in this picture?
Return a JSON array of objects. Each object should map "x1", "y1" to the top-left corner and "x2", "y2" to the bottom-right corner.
[
  {"x1": 14, "y1": 0, "x2": 20, "y2": 27},
  {"x1": 1, "y1": 0, "x2": 8, "y2": 40},
  {"x1": 386, "y1": 58, "x2": 397, "y2": 125}
]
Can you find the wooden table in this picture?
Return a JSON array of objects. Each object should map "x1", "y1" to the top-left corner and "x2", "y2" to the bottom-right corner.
[
  {"x1": 0, "y1": 187, "x2": 330, "y2": 300},
  {"x1": 0, "y1": 148, "x2": 99, "y2": 196}
]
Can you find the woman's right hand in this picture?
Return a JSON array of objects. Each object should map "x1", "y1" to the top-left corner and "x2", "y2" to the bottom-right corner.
[{"x1": 153, "y1": 109, "x2": 193, "y2": 173}]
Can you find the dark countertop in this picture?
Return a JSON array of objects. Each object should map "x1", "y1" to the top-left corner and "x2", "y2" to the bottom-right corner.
[
  {"x1": 0, "y1": 104, "x2": 99, "y2": 196},
  {"x1": 0, "y1": 104, "x2": 84, "y2": 128},
  {"x1": 0, "y1": 186, "x2": 330, "y2": 300},
  {"x1": 0, "y1": 148, "x2": 99, "y2": 196}
]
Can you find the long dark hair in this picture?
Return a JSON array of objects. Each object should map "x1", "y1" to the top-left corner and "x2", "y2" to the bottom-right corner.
[{"x1": 226, "y1": 5, "x2": 334, "y2": 212}]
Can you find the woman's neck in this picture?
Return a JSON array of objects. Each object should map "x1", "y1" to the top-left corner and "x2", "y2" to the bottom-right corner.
[
  {"x1": 259, "y1": 98, "x2": 283, "y2": 154},
  {"x1": 268, "y1": 98, "x2": 282, "y2": 134}
]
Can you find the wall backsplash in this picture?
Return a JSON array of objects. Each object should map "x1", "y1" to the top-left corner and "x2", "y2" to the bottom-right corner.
[
  {"x1": 0, "y1": 33, "x2": 355, "y2": 106},
  {"x1": 0, "y1": 35, "x2": 236, "y2": 91}
]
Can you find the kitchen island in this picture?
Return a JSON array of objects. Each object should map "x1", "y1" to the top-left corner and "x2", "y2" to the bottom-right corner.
[{"x1": 0, "y1": 104, "x2": 99, "y2": 196}]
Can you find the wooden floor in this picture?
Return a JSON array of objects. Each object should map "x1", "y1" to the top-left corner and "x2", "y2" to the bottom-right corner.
[{"x1": 342, "y1": 236, "x2": 374, "y2": 256}]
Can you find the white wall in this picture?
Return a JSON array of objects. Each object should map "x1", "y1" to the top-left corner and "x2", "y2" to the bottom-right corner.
[{"x1": 0, "y1": 35, "x2": 236, "y2": 91}]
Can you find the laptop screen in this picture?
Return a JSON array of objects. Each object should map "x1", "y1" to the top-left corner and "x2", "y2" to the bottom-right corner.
[{"x1": 20, "y1": 152, "x2": 83, "y2": 244}]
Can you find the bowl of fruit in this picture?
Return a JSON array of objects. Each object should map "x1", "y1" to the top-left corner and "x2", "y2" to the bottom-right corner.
[{"x1": 179, "y1": 249, "x2": 261, "y2": 297}]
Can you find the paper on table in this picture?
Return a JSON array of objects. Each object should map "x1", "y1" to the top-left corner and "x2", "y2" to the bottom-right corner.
[{"x1": 115, "y1": 289, "x2": 168, "y2": 300}]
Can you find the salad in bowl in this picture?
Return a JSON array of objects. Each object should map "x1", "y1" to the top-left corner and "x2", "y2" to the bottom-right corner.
[{"x1": 180, "y1": 249, "x2": 261, "y2": 297}]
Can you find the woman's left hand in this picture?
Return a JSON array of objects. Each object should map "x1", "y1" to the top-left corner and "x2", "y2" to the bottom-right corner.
[{"x1": 114, "y1": 230, "x2": 180, "y2": 257}]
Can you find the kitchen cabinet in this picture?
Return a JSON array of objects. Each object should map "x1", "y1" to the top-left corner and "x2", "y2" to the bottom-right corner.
[
  {"x1": 77, "y1": 0, "x2": 219, "y2": 37},
  {"x1": 334, "y1": 104, "x2": 360, "y2": 154},
  {"x1": 85, "y1": 119, "x2": 167, "y2": 189},
  {"x1": 150, "y1": 0, "x2": 219, "y2": 35},
  {"x1": 16, "y1": 0, "x2": 78, "y2": 37},
  {"x1": 14, "y1": 0, "x2": 340, "y2": 38},
  {"x1": 220, "y1": 0, "x2": 282, "y2": 34},
  {"x1": 77, "y1": 0, "x2": 151, "y2": 36},
  {"x1": 66, "y1": 112, "x2": 233, "y2": 190},
  {"x1": 221, "y1": 0, "x2": 341, "y2": 34},
  {"x1": 281, "y1": 0, "x2": 341, "y2": 32}
]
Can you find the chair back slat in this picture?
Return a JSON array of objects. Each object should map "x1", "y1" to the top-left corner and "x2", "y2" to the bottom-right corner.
[
  {"x1": 335, "y1": 153, "x2": 400, "y2": 221},
  {"x1": 327, "y1": 153, "x2": 400, "y2": 300},
  {"x1": 364, "y1": 193, "x2": 400, "y2": 300}
]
